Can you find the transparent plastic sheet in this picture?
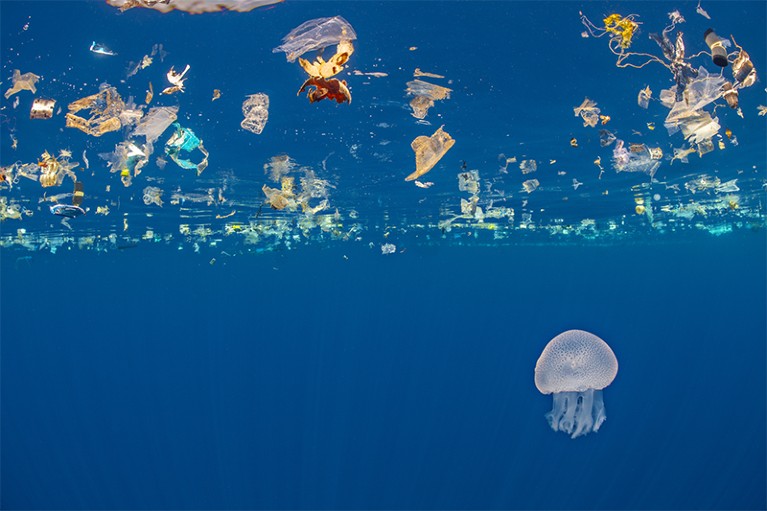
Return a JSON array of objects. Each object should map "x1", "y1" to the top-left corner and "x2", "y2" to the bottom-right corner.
[
  {"x1": 406, "y1": 79, "x2": 451, "y2": 120},
  {"x1": 662, "y1": 67, "x2": 725, "y2": 124},
  {"x1": 611, "y1": 140, "x2": 661, "y2": 176},
  {"x1": 637, "y1": 85, "x2": 652, "y2": 108},
  {"x1": 107, "y1": 0, "x2": 283, "y2": 13},
  {"x1": 677, "y1": 111, "x2": 720, "y2": 144},
  {"x1": 522, "y1": 179, "x2": 540, "y2": 193},
  {"x1": 458, "y1": 170, "x2": 480, "y2": 195},
  {"x1": 4, "y1": 70, "x2": 40, "y2": 99},
  {"x1": 519, "y1": 160, "x2": 537, "y2": 174},
  {"x1": 264, "y1": 154, "x2": 296, "y2": 182},
  {"x1": 405, "y1": 125, "x2": 455, "y2": 181},
  {"x1": 273, "y1": 16, "x2": 357, "y2": 63},
  {"x1": 599, "y1": 129, "x2": 616, "y2": 147},
  {"x1": 241, "y1": 93, "x2": 269, "y2": 134},
  {"x1": 132, "y1": 106, "x2": 178, "y2": 144}
]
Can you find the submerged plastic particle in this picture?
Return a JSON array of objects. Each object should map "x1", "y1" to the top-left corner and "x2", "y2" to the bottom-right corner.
[
  {"x1": 404, "y1": 125, "x2": 455, "y2": 181},
  {"x1": 241, "y1": 93, "x2": 269, "y2": 134}
]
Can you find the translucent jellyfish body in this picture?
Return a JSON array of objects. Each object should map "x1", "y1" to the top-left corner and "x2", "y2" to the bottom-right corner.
[{"x1": 535, "y1": 330, "x2": 618, "y2": 439}]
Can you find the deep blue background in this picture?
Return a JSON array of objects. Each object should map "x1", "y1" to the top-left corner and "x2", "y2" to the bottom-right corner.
[
  {"x1": 1, "y1": 0, "x2": 767, "y2": 509},
  {"x1": 2, "y1": 233, "x2": 766, "y2": 509}
]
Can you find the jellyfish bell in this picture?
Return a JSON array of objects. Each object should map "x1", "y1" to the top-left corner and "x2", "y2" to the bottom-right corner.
[
  {"x1": 535, "y1": 329, "x2": 618, "y2": 439},
  {"x1": 703, "y1": 29, "x2": 729, "y2": 68}
]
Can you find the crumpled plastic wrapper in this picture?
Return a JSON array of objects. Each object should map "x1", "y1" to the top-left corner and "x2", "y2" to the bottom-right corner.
[
  {"x1": 241, "y1": 93, "x2": 269, "y2": 134},
  {"x1": 165, "y1": 123, "x2": 209, "y2": 175},
  {"x1": 574, "y1": 98, "x2": 601, "y2": 127},
  {"x1": 405, "y1": 125, "x2": 455, "y2": 181},
  {"x1": 65, "y1": 86, "x2": 125, "y2": 137},
  {"x1": 4, "y1": 70, "x2": 40, "y2": 99},
  {"x1": 143, "y1": 186, "x2": 163, "y2": 206}
]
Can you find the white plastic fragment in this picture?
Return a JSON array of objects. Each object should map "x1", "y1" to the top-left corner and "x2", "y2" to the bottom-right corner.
[{"x1": 241, "y1": 93, "x2": 269, "y2": 134}]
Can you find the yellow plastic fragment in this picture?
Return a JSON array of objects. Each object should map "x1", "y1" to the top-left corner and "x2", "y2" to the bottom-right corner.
[{"x1": 603, "y1": 14, "x2": 638, "y2": 49}]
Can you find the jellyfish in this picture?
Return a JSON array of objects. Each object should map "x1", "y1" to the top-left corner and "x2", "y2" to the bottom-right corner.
[{"x1": 534, "y1": 330, "x2": 618, "y2": 439}]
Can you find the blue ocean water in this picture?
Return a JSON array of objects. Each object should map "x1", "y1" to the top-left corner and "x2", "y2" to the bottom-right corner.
[{"x1": 1, "y1": 1, "x2": 766, "y2": 509}]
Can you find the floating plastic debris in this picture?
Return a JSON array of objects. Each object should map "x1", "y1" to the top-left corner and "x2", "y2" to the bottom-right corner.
[
  {"x1": 65, "y1": 86, "x2": 125, "y2": 137},
  {"x1": 522, "y1": 179, "x2": 540, "y2": 193},
  {"x1": 50, "y1": 182, "x2": 86, "y2": 218},
  {"x1": 519, "y1": 159, "x2": 537, "y2": 174},
  {"x1": 405, "y1": 125, "x2": 455, "y2": 181},
  {"x1": 274, "y1": 16, "x2": 357, "y2": 63},
  {"x1": 599, "y1": 129, "x2": 616, "y2": 147},
  {"x1": 241, "y1": 93, "x2": 269, "y2": 134},
  {"x1": 165, "y1": 123, "x2": 209, "y2": 175},
  {"x1": 715, "y1": 179, "x2": 739, "y2": 193},
  {"x1": 30, "y1": 98, "x2": 55, "y2": 119},
  {"x1": 637, "y1": 85, "x2": 652, "y2": 108},
  {"x1": 574, "y1": 98, "x2": 601, "y2": 127},
  {"x1": 162, "y1": 65, "x2": 190, "y2": 95},
  {"x1": 132, "y1": 105, "x2": 178, "y2": 144},
  {"x1": 4, "y1": 70, "x2": 40, "y2": 99},
  {"x1": 696, "y1": 1, "x2": 711, "y2": 19},
  {"x1": 107, "y1": 0, "x2": 283, "y2": 13},
  {"x1": 458, "y1": 170, "x2": 480, "y2": 195},
  {"x1": 381, "y1": 243, "x2": 396, "y2": 255},
  {"x1": 406, "y1": 79, "x2": 451, "y2": 120},
  {"x1": 143, "y1": 186, "x2": 164, "y2": 207},
  {"x1": 90, "y1": 41, "x2": 117, "y2": 56}
]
